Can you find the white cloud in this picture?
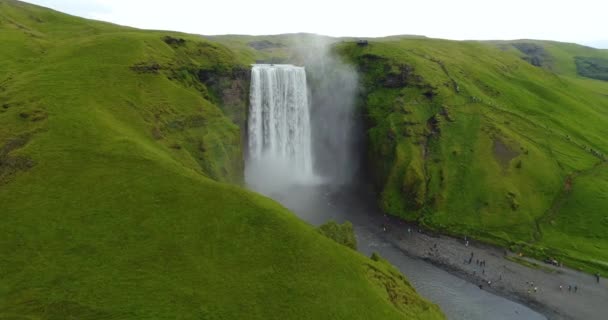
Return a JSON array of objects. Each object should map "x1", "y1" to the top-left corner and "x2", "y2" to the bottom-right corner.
[{"x1": 24, "y1": 0, "x2": 608, "y2": 47}]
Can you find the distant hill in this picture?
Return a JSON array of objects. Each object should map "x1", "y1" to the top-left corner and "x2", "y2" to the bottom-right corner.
[{"x1": 0, "y1": 1, "x2": 443, "y2": 319}]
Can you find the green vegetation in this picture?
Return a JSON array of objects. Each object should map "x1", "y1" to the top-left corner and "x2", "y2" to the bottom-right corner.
[
  {"x1": 318, "y1": 220, "x2": 358, "y2": 250},
  {"x1": 0, "y1": 1, "x2": 443, "y2": 319},
  {"x1": 367, "y1": 253, "x2": 444, "y2": 318},
  {"x1": 575, "y1": 56, "x2": 608, "y2": 81},
  {"x1": 336, "y1": 38, "x2": 608, "y2": 275}
]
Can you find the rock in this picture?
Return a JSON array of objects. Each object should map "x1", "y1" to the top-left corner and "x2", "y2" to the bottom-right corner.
[{"x1": 163, "y1": 36, "x2": 186, "y2": 48}]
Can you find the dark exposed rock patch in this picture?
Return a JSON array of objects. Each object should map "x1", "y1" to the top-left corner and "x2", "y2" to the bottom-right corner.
[
  {"x1": 197, "y1": 66, "x2": 248, "y2": 85},
  {"x1": 575, "y1": 56, "x2": 608, "y2": 81},
  {"x1": 0, "y1": 132, "x2": 37, "y2": 185},
  {"x1": 163, "y1": 36, "x2": 186, "y2": 48},
  {"x1": 18, "y1": 109, "x2": 47, "y2": 122},
  {"x1": 423, "y1": 89, "x2": 437, "y2": 99},
  {"x1": 196, "y1": 66, "x2": 250, "y2": 128},
  {"x1": 439, "y1": 106, "x2": 455, "y2": 122},
  {"x1": 130, "y1": 62, "x2": 161, "y2": 74},
  {"x1": 426, "y1": 115, "x2": 441, "y2": 136},
  {"x1": 384, "y1": 65, "x2": 417, "y2": 88},
  {"x1": 493, "y1": 138, "x2": 519, "y2": 170},
  {"x1": 512, "y1": 43, "x2": 552, "y2": 68},
  {"x1": 356, "y1": 54, "x2": 433, "y2": 92},
  {"x1": 1, "y1": 133, "x2": 31, "y2": 156}
]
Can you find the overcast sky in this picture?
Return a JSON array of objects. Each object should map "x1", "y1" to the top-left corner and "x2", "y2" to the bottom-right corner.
[{"x1": 25, "y1": 0, "x2": 608, "y2": 48}]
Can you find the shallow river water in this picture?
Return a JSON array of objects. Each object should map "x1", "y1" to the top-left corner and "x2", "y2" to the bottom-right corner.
[{"x1": 271, "y1": 184, "x2": 546, "y2": 320}]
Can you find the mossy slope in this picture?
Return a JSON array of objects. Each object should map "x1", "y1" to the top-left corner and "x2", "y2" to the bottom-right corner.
[
  {"x1": 337, "y1": 38, "x2": 608, "y2": 275},
  {"x1": 0, "y1": 1, "x2": 443, "y2": 319}
]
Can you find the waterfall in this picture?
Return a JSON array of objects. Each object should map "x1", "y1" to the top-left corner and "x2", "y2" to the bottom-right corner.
[{"x1": 246, "y1": 64, "x2": 317, "y2": 193}]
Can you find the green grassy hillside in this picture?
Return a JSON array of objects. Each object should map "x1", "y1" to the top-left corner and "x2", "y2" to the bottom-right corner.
[
  {"x1": 0, "y1": 1, "x2": 443, "y2": 319},
  {"x1": 336, "y1": 38, "x2": 608, "y2": 275}
]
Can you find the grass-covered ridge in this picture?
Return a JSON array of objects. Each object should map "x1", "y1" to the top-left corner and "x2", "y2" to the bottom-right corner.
[
  {"x1": 0, "y1": 1, "x2": 443, "y2": 319},
  {"x1": 336, "y1": 38, "x2": 608, "y2": 275}
]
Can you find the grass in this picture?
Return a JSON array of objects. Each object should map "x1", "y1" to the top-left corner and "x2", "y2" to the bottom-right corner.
[
  {"x1": 318, "y1": 220, "x2": 358, "y2": 250},
  {"x1": 0, "y1": 1, "x2": 443, "y2": 319},
  {"x1": 335, "y1": 37, "x2": 608, "y2": 275}
]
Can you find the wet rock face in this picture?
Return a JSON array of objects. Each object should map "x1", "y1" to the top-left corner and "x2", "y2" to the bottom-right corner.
[
  {"x1": 197, "y1": 66, "x2": 251, "y2": 128},
  {"x1": 221, "y1": 78, "x2": 247, "y2": 110}
]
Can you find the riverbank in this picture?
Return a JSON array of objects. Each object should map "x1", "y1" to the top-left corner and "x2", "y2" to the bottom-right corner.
[
  {"x1": 273, "y1": 183, "x2": 604, "y2": 319},
  {"x1": 376, "y1": 214, "x2": 608, "y2": 320},
  {"x1": 276, "y1": 185, "x2": 543, "y2": 319}
]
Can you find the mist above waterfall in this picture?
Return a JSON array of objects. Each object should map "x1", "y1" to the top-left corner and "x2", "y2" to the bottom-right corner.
[{"x1": 294, "y1": 36, "x2": 362, "y2": 187}]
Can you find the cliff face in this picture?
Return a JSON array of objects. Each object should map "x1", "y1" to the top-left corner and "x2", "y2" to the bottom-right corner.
[
  {"x1": 206, "y1": 33, "x2": 608, "y2": 275},
  {"x1": 152, "y1": 35, "x2": 253, "y2": 183},
  {"x1": 336, "y1": 39, "x2": 608, "y2": 275}
]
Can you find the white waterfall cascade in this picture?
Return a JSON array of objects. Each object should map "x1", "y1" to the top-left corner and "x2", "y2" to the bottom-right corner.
[{"x1": 246, "y1": 64, "x2": 318, "y2": 193}]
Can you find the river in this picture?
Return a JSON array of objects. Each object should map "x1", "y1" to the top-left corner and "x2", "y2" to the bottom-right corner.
[{"x1": 271, "y1": 184, "x2": 547, "y2": 320}]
